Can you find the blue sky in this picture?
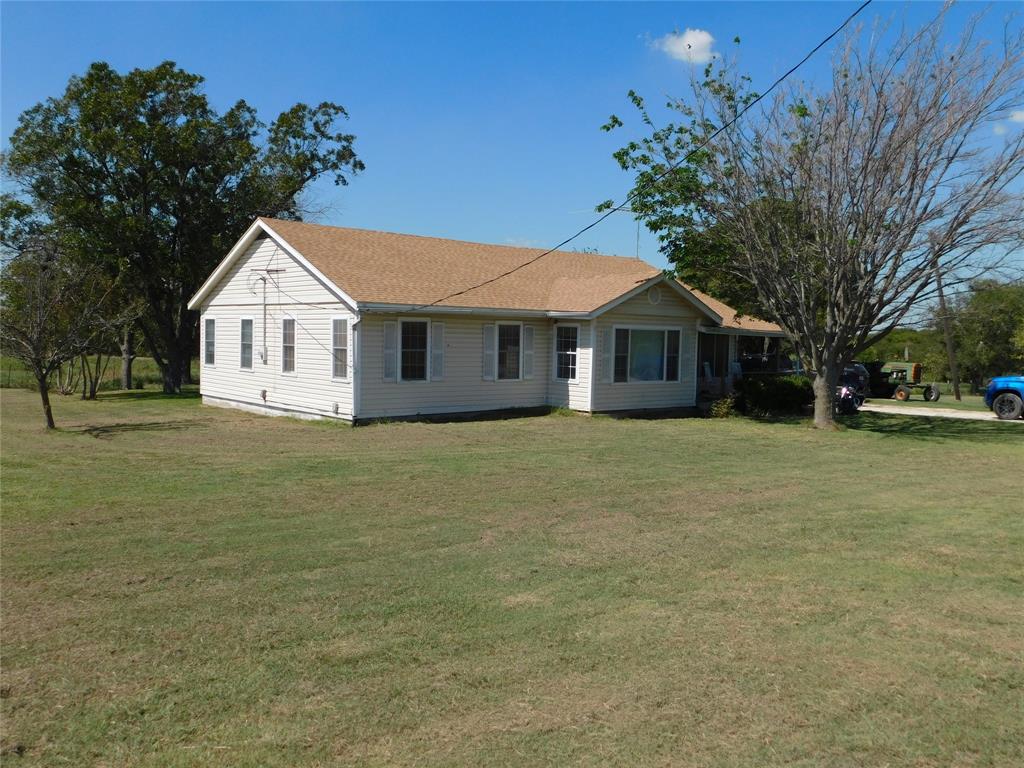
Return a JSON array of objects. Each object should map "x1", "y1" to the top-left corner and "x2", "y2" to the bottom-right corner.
[{"x1": 1, "y1": 1, "x2": 1018, "y2": 268}]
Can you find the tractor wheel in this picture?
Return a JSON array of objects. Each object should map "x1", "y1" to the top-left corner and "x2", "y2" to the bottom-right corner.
[
  {"x1": 992, "y1": 392, "x2": 1023, "y2": 420},
  {"x1": 894, "y1": 385, "x2": 912, "y2": 401},
  {"x1": 924, "y1": 385, "x2": 941, "y2": 402}
]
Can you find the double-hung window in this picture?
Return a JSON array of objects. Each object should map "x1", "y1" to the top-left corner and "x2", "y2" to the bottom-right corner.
[
  {"x1": 332, "y1": 318, "x2": 348, "y2": 379},
  {"x1": 555, "y1": 325, "x2": 578, "y2": 380},
  {"x1": 613, "y1": 328, "x2": 682, "y2": 383},
  {"x1": 240, "y1": 319, "x2": 253, "y2": 369},
  {"x1": 204, "y1": 318, "x2": 215, "y2": 365},
  {"x1": 281, "y1": 318, "x2": 296, "y2": 373},
  {"x1": 497, "y1": 323, "x2": 521, "y2": 380},
  {"x1": 400, "y1": 320, "x2": 428, "y2": 381}
]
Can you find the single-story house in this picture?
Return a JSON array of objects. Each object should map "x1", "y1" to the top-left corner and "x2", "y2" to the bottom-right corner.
[{"x1": 187, "y1": 218, "x2": 783, "y2": 421}]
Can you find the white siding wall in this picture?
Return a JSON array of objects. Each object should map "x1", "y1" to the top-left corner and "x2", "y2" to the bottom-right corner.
[
  {"x1": 205, "y1": 236, "x2": 340, "y2": 308},
  {"x1": 358, "y1": 314, "x2": 552, "y2": 419},
  {"x1": 547, "y1": 321, "x2": 593, "y2": 411},
  {"x1": 199, "y1": 237, "x2": 356, "y2": 419},
  {"x1": 591, "y1": 288, "x2": 701, "y2": 412}
]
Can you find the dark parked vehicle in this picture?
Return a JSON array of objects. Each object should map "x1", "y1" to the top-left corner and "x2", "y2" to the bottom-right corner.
[
  {"x1": 857, "y1": 360, "x2": 940, "y2": 402},
  {"x1": 984, "y1": 375, "x2": 1024, "y2": 420},
  {"x1": 834, "y1": 384, "x2": 860, "y2": 415},
  {"x1": 840, "y1": 364, "x2": 869, "y2": 405}
]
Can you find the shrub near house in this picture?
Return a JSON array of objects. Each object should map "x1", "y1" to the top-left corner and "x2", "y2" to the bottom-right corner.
[{"x1": 735, "y1": 375, "x2": 814, "y2": 415}]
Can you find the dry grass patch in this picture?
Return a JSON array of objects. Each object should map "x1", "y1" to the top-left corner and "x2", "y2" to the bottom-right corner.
[{"x1": 1, "y1": 389, "x2": 1022, "y2": 766}]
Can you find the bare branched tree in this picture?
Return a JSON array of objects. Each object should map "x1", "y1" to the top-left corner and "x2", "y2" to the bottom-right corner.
[
  {"x1": 0, "y1": 227, "x2": 116, "y2": 428},
  {"x1": 606, "y1": 7, "x2": 1024, "y2": 427}
]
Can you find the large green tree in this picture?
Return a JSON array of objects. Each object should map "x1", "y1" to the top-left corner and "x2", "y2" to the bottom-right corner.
[
  {"x1": 951, "y1": 280, "x2": 1024, "y2": 388},
  {"x1": 3, "y1": 61, "x2": 364, "y2": 393}
]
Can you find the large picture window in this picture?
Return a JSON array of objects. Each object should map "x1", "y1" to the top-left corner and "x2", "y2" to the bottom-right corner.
[
  {"x1": 401, "y1": 320, "x2": 428, "y2": 381},
  {"x1": 497, "y1": 323, "x2": 521, "y2": 380},
  {"x1": 555, "y1": 325, "x2": 578, "y2": 380},
  {"x1": 613, "y1": 328, "x2": 681, "y2": 383},
  {"x1": 240, "y1": 319, "x2": 253, "y2": 369}
]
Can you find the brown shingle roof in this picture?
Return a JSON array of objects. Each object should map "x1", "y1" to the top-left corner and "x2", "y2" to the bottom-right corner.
[
  {"x1": 260, "y1": 218, "x2": 661, "y2": 312},
  {"x1": 679, "y1": 281, "x2": 783, "y2": 334}
]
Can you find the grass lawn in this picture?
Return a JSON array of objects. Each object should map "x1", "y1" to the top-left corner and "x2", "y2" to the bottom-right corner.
[{"x1": 2, "y1": 389, "x2": 1022, "y2": 767}]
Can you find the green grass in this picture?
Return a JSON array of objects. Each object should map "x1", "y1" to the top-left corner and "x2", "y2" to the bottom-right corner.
[{"x1": 2, "y1": 389, "x2": 1022, "y2": 766}]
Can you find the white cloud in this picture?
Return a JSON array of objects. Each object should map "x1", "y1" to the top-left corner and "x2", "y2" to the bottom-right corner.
[
  {"x1": 994, "y1": 123, "x2": 1008, "y2": 136},
  {"x1": 654, "y1": 28, "x2": 717, "y2": 64},
  {"x1": 1009, "y1": 110, "x2": 1024, "y2": 123},
  {"x1": 504, "y1": 237, "x2": 541, "y2": 249}
]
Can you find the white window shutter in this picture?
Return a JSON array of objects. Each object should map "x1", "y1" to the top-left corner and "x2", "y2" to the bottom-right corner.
[
  {"x1": 482, "y1": 324, "x2": 496, "y2": 381},
  {"x1": 522, "y1": 325, "x2": 535, "y2": 379},
  {"x1": 430, "y1": 322, "x2": 445, "y2": 381},
  {"x1": 602, "y1": 327, "x2": 613, "y2": 383},
  {"x1": 382, "y1": 321, "x2": 398, "y2": 382}
]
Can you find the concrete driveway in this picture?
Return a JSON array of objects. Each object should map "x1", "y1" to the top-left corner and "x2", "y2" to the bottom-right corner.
[{"x1": 859, "y1": 401, "x2": 1024, "y2": 423}]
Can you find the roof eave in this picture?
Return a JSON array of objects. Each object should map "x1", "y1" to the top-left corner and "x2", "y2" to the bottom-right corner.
[
  {"x1": 359, "y1": 302, "x2": 590, "y2": 318},
  {"x1": 698, "y1": 324, "x2": 786, "y2": 338}
]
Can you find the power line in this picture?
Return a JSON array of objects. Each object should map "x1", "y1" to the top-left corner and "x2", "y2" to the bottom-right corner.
[{"x1": 407, "y1": 0, "x2": 873, "y2": 312}]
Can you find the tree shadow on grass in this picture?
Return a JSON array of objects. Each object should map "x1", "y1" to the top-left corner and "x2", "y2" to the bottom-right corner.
[
  {"x1": 843, "y1": 411, "x2": 1023, "y2": 443},
  {"x1": 98, "y1": 388, "x2": 201, "y2": 402},
  {"x1": 66, "y1": 420, "x2": 206, "y2": 440}
]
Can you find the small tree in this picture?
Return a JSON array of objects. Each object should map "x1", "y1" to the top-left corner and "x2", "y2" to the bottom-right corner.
[
  {"x1": 0, "y1": 227, "x2": 114, "y2": 428},
  {"x1": 603, "y1": 8, "x2": 1024, "y2": 426}
]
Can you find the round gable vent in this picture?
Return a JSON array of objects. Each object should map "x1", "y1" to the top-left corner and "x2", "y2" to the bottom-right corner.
[{"x1": 647, "y1": 285, "x2": 662, "y2": 305}]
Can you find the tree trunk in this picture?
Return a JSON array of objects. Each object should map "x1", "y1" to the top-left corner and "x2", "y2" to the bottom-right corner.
[
  {"x1": 140, "y1": 311, "x2": 185, "y2": 394},
  {"x1": 81, "y1": 354, "x2": 89, "y2": 400},
  {"x1": 933, "y1": 267, "x2": 962, "y2": 401},
  {"x1": 36, "y1": 374, "x2": 55, "y2": 429},
  {"x1": 182, "y1": 353, "x2": 194, "y2": 385},
  {"x1": 120, "y1": 326, "x2": 135, "y2": 389},
  {"x1": 88, "y1": 353, "x2": 104, "y2": 400},
  {"x1": 159, "y1": 345, "x2": 183, "y2": 394},
  {"x1": 161, "y1": 364, "x2": 181, "y2": 394},
  {"x1": 812, "y1": 367, "x2": 838, "y2": 430}
]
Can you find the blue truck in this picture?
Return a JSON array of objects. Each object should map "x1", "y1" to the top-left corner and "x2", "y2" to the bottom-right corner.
[{"x1": 984, "y1": 375, "x2": 1024, "y2": 420}]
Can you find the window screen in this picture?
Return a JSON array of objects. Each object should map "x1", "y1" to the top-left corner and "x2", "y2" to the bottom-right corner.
[
  {"x1": 666, "y1": 330, "x2": 680, "y2": 381},
  {"x1": 497, "y1": 324, "x2": 521, "y2": 380},
  {"x1": 204, "y1": 318, "x2": 215, "y2": 365},
  {"x1": 332, "y1": 319, "x2": 348, "y2": 378},
  {"x1": 282, "y1": 318, "x2": 295, "y2": 373},
  {"x1": 613, "y1": 328, "x2": 630, "y2": 382},
  {"x1": 401, "y1": 321, "x2": 428, "y2": 381},
  {"x1": 240, "y1": 319, "x2": 253, "y2": 369}
]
